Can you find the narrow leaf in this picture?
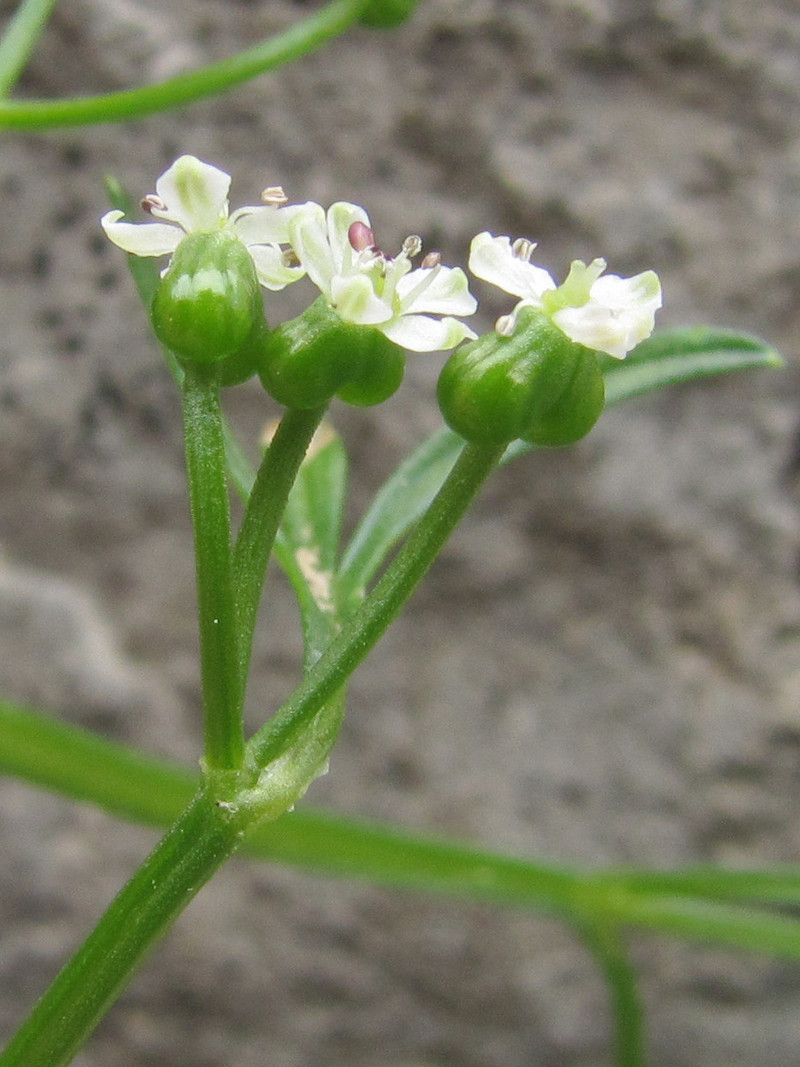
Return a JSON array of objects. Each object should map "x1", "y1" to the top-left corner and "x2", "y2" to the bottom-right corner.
[
  {"x1": 275, "y1": 429, "x2": 349, "y2": 662},
  {"x1": 602, "y1": 327, "x2": 782, "y2": 405},
  {"x1": 338, "y1": 427, "x2": 463, "y2": 597}
]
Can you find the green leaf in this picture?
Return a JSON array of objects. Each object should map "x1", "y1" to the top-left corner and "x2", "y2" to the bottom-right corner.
[
  {"x1": 0, "y1": 0, "x2": 60, "y2": 98},
  {"x1": 591, "y1": 866, "x2": 800, "y2": 908},
  {"x1": 338, "y1": 427, "x2": 463, "y2": 597},
  {"x1": 598, "y1": 893, "x2": 800, "y2": 961},
  {"x1": 602, "y1": 327, "x2": 782, "y2": 405},
  {"x1": 6, "y1": 698, "x2": 800, "y2": 960},
  {"x1": 275, "y1": 428, "x2": 349, "y2": 662},
  {"x1": 340, "y1": 328, "x2": 781, "y2": 593}
]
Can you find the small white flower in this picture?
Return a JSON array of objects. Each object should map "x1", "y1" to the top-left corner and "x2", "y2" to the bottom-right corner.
[
  {"x1": 289, "y1": 201, "x2": 478, "y2": 352},
  {"x1": 469, "y1": 231, "x2": 662, "y2": 359},
  {"x1": 101, "y1": 155, "x2": 310, "y2": 291}
]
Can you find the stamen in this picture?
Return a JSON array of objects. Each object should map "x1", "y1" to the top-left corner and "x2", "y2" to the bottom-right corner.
[
  {"x1": 261, "y1": 185, "x2": 288, "y2": 206},
  {"x1": 402, "y1": 235, "x2": 423, "y2": 258},
  {"x1": 141, "y1": 194, "x2": 167, "y2": 214},
  {"x1": 397, "y1": 260, "x2": 443, "y2": 311},
  {"x1": 421, "y1": 251, "x2": 441, "y2": 269},
  {"x1": 282, "y1": 249, "x2": 301, "y2": 268},
  {"x1": 349, "y1": 221, "x2": 378, "y2": 253},
  {"x1": 495, "y1": 313, "x2": 517, "y2": 337},
  {"x1": 511, "y1": 237, "x2": 535, "y2": 262}
]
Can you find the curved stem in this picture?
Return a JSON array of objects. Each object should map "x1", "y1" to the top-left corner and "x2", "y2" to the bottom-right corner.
[
  {"x1": 0, "y1": 0, "x2": 61, "y2": 98},
  {"x1": 0, "y1": 792, "x2": 243, "y2": 1067},
  {"x1": 182, "y1": 369, "x2": 242, "y2": 770},
  {"x1": 248, "y1": 440, "x2": 504, "y2": 769},
  {"x1": 579, "y1": 921, "x2": 645, "y2": 1067},
  {"x1": 233, "y1": 406, "x2": 327, "y2": 694},
  {"x1": 0, "y1": 0, "x2": 370, "y2": 129}
]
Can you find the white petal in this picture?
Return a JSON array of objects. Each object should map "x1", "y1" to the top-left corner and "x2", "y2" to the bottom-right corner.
[
  {"x1": 469, "y1": 231, "x2": 555, "y2": 302},
  {"x1": 396, "y1": 265, "x2": 477, "y2": 316},
  {"x1": 327, "y1": 202, "x2": 371, "y2": 274},
  {"x1": 290, "y1": 203, "x2": 334, "y2": 294},
  {"x1": 330, "y1": 273, "x2": 392, "y2": 325},
  {"x1": 590, "y1": 270, "x2": 662, "y2": 315},
  {"x1": 230, "y1": 205, "x2": 292, "y2": 245},
  {"x1": 153, "y1": 155, "x2": 231, "y2": 233},
  {"x1": 248, "y1": 244, "x2": 306, "y2": 291},
  {"x1": 380, "y1": 314, "x2": 477, "y2": 352},
  {"x1": 551, "y1": 301, "x2": 652, "y2": 359},
  {"x1": 100, "y1": 210, "x2": 182, "y2": 257}
]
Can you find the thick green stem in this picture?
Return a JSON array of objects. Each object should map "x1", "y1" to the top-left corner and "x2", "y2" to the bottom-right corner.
[
  {"x1": 234, "y1": 406, "x2": 326, "y2": 692},
  {"x1": 248, "y1": 441, "x2": 504, "y2": 768},
  {"x1": 0, "y1": 0, "x2": 371, "y2": 129},
  {"x1": 0, "y1": 792, "x2": 243, "y2": 1067},
  {"x1": 182, "y1": 369, "x2": 243, "y2": 770}
]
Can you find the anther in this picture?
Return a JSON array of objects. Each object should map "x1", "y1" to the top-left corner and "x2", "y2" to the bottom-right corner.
[
  {"x1": 261, "y1": 185, "x2": 288, "y2": 206},
  {"x1": 495, "y1": 313, "x2": 516, "y2": 337},
  {"x1": 282, "y1": 249, "x2": 301, "y2": 268},
  {"x1": 402, "y1": 235, "x2": 423, "y2": 258},
  {"x1": 511, "y1": 237, "x2": 535, "y2": 262},
  {"x1": 141, "y1": 194, "x2": 167, "y2": 214},
  {"x1": 348, "y1": 221, "x2": 378, "y2": 253},
  {"x1": 420, "y1": 251, "x2": 441, "y2": 269}
]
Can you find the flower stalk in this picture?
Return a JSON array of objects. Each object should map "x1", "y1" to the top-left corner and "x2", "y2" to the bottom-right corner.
[{"x1": 182, "y1": 367, "x2": 243, "y2": 770}]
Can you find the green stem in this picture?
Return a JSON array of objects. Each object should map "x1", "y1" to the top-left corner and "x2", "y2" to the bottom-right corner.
[
  {"x1": 248, "y1": 441, "x2": 504, "y2": 769},
  {"x1": 579, "y1": 921, "x2": 645, "y2": 1067},
  {"x1": 0, "y1": 0, "x2": 370, "y2": 129},
  {"x1": 233, "y1": 406, "x2": 326, "y2": 692},
  {"x1": 182, "y1": 369, "x2": 243, "y2": 770},
  {"x1": 0, "y1": 0, "x2": 60, "y2": 98},
  {"x1": 0, "y1": 792, "x2": 243, "y2": 1067}
]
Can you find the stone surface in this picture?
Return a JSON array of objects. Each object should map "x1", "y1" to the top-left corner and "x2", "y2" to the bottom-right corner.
[{"x1": 1, "y1": 0, "x2": 800, "y2": 1063}]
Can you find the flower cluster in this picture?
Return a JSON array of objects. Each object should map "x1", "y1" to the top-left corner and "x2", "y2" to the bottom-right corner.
[
  {"x1": 468, "y1": 232, "x2": 662, "y2": 360},
  {"x1": 102, "y1": 154, "x2": 661, "y2": 364}
]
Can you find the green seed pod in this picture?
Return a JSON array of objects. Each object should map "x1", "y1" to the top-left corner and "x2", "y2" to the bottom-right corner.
[
  {"x1": 151, "y1": 230, "x2": 262, "y2": 365},
  {"x1": 217, "y1": 318, "x2": 270, "y2": 388},
  {"x1": 358, "y1": 0, "x2": 421, "y2": 28},
  {"x1": 437, "y1": 306, "x2": 605, "y2": 447},
  {"x1": 257, "y1": 297, "x2": 406, "y2": 409}
]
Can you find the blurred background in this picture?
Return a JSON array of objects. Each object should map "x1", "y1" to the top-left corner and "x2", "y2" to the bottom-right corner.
[{"x1": 1, "y1": 1, "x2": 800, "y2": 1063}]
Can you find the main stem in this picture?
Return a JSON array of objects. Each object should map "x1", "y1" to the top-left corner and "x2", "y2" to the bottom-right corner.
[
  {"x1": 0, "y1": 792, "x2": 243, "y2": 1067},
  {"x1": 182, "y1": 369, "x2": 243, "y2": 770},
  {"x1": 0, "y1": 440, "x2": 502, "y2": 1067}
]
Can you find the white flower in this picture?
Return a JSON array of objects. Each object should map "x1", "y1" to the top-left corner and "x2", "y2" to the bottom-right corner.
[
  {"x1": 289, "y1": 201, "x2": 478, "y2": 352},
  {"x1": 101, "y1": 155, "x2": 310, "y2": 291},
  {"x1": 469, "y1": 231, "x2": 662, "y2": 359}
]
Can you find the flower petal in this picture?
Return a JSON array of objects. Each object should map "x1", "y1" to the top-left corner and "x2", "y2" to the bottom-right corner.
[
  {"x1": 152, "y1": 155, "x2": 231, "y2": 233},
  {"x1": 396, "y1": 265, "x2": 477, "y2": 316},
  {"x1": 551, "y1": 300, "x2": 650, "y2": 359},
  {"x1": 590, "y1": 270, "x2": 662, "y2": 315},
  {"x1": 551, "y1": 269, "x2": 662, "y2": 358},
  {"x1": 100, "y1": 210, "x2": 182, "y2": 257},
  {"x1": 230, "y1": 205, "x2": 291, "y2": 246},
  {"x1": 327, "y1": 202, "x2": 372, "y2": 274},
  {"x1": 380, "y1": 314, "x2": 477, "y2": 352},
  {"x1": 248, "y1": 243, "x2": 306, "y2": 291},
  {"x1": 290, "y1": 202, "x2": 334, "y2": 294},
  {"x1": 469, "y1": 231, "x2": 556, "y2": 302},
  {"x1": 330, "y1": 273, "x2": 392, "y2": 325}
]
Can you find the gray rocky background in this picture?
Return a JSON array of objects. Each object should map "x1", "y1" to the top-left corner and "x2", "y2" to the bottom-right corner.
[{"x1": 1, "y1": 0, "x2": 800, "y2": 1063}]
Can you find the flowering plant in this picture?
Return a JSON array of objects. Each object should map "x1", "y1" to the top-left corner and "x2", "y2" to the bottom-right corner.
[{"x1": 0, "y1": 4, "x2": 788, "y2": 1067}]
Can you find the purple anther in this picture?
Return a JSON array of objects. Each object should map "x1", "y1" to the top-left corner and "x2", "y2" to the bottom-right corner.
[{"x1": 349, "y1": 221, "x2": 377, "y2": 252}]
